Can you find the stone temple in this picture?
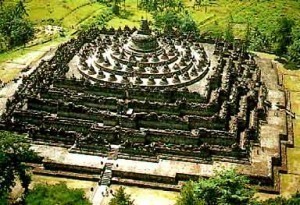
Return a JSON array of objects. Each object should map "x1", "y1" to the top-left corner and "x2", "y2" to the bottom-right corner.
[{"x1": 1, "y1": 20, "x2": 293, "y2": 197}]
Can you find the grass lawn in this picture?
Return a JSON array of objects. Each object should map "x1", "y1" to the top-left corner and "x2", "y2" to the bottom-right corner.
[
  {"x1": 280, "y1": 174, "x2": 300, "y2": 197},
  {"x1": 101, "y1": 185, "x2": 178, "y2": 205},
  {"x1": 185, "y1": 0, "x2": 300, "y2": 38},
  {"x1": 106, "y1": 0, "x2": 153, "y2": 28},
  {"x1": 0, "y1": 37, "x2": 67, "y2": 64},
  {"x1": 30, "y1": 175, "x2": 97, "y2": 199},
  {"x1": 293, "y1": 119, "x2": 300, "y2": 148},
  {"x1": 0, "y1": 68, "x2": 22, "y2": 83}
]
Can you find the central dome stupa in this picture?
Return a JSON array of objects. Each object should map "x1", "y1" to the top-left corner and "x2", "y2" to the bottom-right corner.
[
  {"x1": 77, "y1": 19, "x2": 210, "y2": 88},
  {"x1": 128, "y1": 20, "x2": 160, "y2": 54}
]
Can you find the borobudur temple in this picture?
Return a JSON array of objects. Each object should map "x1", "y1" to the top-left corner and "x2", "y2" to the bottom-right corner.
[{"x1": 1, "y1": 20, "x2": 293, "y2": 194}]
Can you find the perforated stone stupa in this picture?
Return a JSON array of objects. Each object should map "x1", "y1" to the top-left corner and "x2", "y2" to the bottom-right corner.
[
  {"x1": 77, "y1": 20, "x2": 209, "y2": 88},
  {"x1": 1, "y1": 20, "x2": 292, "y2": 195}
]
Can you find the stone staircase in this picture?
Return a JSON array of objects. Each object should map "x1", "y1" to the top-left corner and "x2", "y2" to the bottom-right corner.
[
  {"x1": 99, "y1": 146, "x2": 119, "y2": 186},
  {"x1": 100, "y1": 162, "x2": 113, "y2": 186}
]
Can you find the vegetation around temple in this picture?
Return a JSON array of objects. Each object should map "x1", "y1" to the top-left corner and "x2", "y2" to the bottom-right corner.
[
  {"x1": 0, "y1": 131, "x2": 40, "y2": 204},
  {"x1": 175, "y1": 169, "x2": 300, "y2": 205},
  {"x1": 109, "y1": 186, "x2": 135, "y2": 205},
  {"x1": 0, "y1": 1, "x2": 34, "y2": 51},
  {"x1": 0, "y1": 0, "x2": 300, "y2": 205},
  {"x1": 0, "y1": 131, "x2": 299, "y2": 204},
  {"x1": 25, "y1": 183, "x2": 91, "y2": 205},
  {"x1": 1, "y1": 0, "x2": 300, "y2": 65}
]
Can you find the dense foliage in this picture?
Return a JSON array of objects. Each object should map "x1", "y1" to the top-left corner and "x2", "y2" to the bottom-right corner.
[
  {"x1": 176, "y1": 169, "x2": 255, "y2": 205},
  {"x1": 261, "y1": 192, "x2": 300, "y2": 205},
  {"x1": 154, "y1": 10, "x2": 198, "y2": 33},
  {"x1": 0, "y1": 1, "x2": 34, "y2": 51},
  {"x1": 287, "y1": 26, "x2": 300, "y2": 65},
  {"x1": 248, "y1": 15, "x2": 299, "y2": 65},
  {"x1": 109, "y1": 186, "x2": 135, "y2": 205},
  {"x1": 139, "y1": 0, "x2": 197, "y2": 33},
  {"x1": 176, "y1": 169, "x2": 300, "y2": 205},
  {"x1": 0, "y1": 131, "x2": 39, "y2": 204},
  {"x1": 25, "y1": 183, "x2": 91, "y2": 205}
]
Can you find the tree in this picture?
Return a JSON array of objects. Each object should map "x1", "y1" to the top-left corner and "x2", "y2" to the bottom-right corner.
[
  {"x1": 244, "y1": 20, "x2": 251, "y2": 51},
  {"x1": 273, "y1": 16, "x2": 294, "y2": 57},
  {"x1": 0, "y1": 131, "x2": 39, "y2": 203},
  {"x1": 249, "y1": 27, "x2": 272, "y2": 52},
  {"x1": 112, "y1": 0, "x2": 121, "y2": 15},
  {"x1": 25, "y1": 183, "x2": 91, "y2": 205},
  {"x1": 224, "y1": 18, "x2": 234, "y2": 42},
  {"x1": 0, "y1": 1, "x2": 34, "y2": 49},
  {"x1": 154, "y1": 9, "x2": 198, "y2": 33},
  {"x1": 139, "y1": 0, "x2": 183, "y2": 12},
  {"x1": 10, "y1": 17, "x2": 34, "y2": 47},
  {"x1": 180, "y1": 11, "x2": 198, "y2": 33},
  {"x1": 109, "y1": 186, "x2": 134, "y2": 205},
  {"x1": 14, "y1": 0, "x2": 28, "y2": 18},
  {"x1": 288, "y1": 26, "x2": 300, "y2": 64},
  {"x1": 154, "y1": 9, "x2": 181, "y2": 32},
  {"x1": 260, "y1": 192, "x2": 300, "y2": 205},
  {"x1": 176, "y1": 181, "x2": 204, "y2": 205},
  {"x1": 176, "y1": 169, "x2": 256, "y2": 205}
]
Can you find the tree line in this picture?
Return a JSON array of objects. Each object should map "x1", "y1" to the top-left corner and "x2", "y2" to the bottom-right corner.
[{"x1": 247, "y1": 16, "x2": 300, "y2": 67}]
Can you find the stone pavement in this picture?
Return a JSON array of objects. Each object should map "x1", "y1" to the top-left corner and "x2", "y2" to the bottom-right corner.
[{"x1": 279, "y1": 67, "x2": 300, "y2": 197}]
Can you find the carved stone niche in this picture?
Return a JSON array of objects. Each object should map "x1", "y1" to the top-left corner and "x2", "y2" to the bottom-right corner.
[
  {"x1": 113, "y1": 61, "x2": 122, "y2": 70},
  {"x1": 112, "y1": 42, "x2": 119, "y2": 51},
  {"x1": 172, "y1": 74, "x2": 181, "y2": 84},
  {"x1": 97, "y1": 70, "x2": 105, "y2": 79},
  {"x1": 126, "y1": 63, "x2": 134, "y2": 72},
  {"x1": 80, "y1": 60, "x2": 88, "y2": 71},
  {"x1": 104, "y1": 57, "x2": 111, "y2": 67},
  {"x1": 135, "y1": 76, "x2": 143, "y2": 84},
  {"x1": 179, "y1": 57, "x2": 187, "y2": 66},
  {"x1": 190, "y1": 67, "x2": 198, "y2": 77},
  {"x1": 163, "y1": 65, "x2": 170, "y2": 73},
  {"x1": 113, "y1": 47, "x2": 120, "y2": 55},
  {"x1": 160, "y1": 76, "x2": 168, "y2": 85},
  {"x1": 138, "y1": 65, "x2": 146, "y2": 73},
  {"x1": 121, "y1": 75, "x2": 130, "y2": 84},
  {"x1": 150, "y1": 66, "x2": 159, "y2": 74},
  {"x1": 167, "y1": 49, "x2": 175, "y2": 56},
  {"x1": 161, "y1": 50, "x2": 169, "y2": 60},
  {"x1": 108, "y1": 73, "x2": 117, "y2": 82},
  {"x1": 173, "y1": 63, "x2": 180, "y2": 70},
  {"x1": 147, "y1": 76, "x2": 156, "y2": 85},
  {"x1": 141, "y1": 54, "x2": 148, "y2": 62},
  {"x1": 96, "y1": 53, "x2": 104, "y2": 63},
  {"x1": 183, "y1": 72, "x2": 190, "y2": 80},
  {"x1": 120, "y1": 50, "x2": 126, "y2": 59},
  {"x1": 88, "y1": 65, "x2": 96, "y2": 75},
  {"x1": 151, "y1": 54, "x2": 159, "y2": 62}
]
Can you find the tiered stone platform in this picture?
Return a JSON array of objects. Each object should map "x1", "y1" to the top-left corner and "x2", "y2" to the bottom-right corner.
[{"x1": 0, "y1": 21, "x2": 292, "y2": 194}]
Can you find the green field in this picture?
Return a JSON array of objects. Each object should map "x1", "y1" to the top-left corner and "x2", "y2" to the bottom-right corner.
[
  {"x1": 3, "y1": 0, "x2": 300, "y2": 37},
  {"x1": 1, "y1": 0, "x2": 299, "y2": 82},
  {"x1": 4, "y1": 0, "x2": 108, "y2": 30},
  {"x1": 186, "y1": 0, "x2": 300, "y2": 37}
]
